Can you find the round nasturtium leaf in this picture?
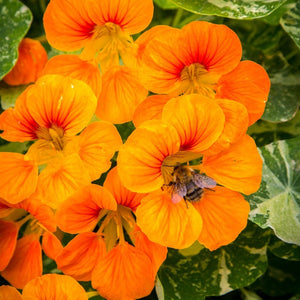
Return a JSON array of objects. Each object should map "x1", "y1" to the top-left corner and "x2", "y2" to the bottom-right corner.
[
  {"x1": 0, "y1": 0, "x2": 32, "y2": 80},
  {"x1": 158, "y1": 222, "x2": 270, "y2": 299},
  {"x1": 247, "y1": 136, "x2": 300, "y2": 246},
  {"x1": 168, "y1": 0, "x2": 287, "y2": 19}
]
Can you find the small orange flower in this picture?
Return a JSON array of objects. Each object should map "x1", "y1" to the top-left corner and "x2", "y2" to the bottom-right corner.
[
  {"x1": 0, "y1": 274, "x2": 89, "y2": 299},
  {"x1": 3, "y1": 38, "x2": 48, "y2": 86},
  {"x1": 139, "y1": 21, "x2": 270, "y2": 125},
  {"x1": 44, "y1": 0, "x2": 153, "y2": 71},
  {"x1": 0, "y1": 197, "x2": 56, "y2": 289},
  {"x1": 55, "y1": 167, "x2": 167, "y2": 299},
  {"x1": 118, "y1": 95, "x2": 261, "y2": 250}
]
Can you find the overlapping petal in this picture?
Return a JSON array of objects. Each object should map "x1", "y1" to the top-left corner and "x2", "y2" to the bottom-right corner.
[
  {"x1": 35, "y1": 154, "x2": 91, "y2": 209},
  {"x1": 96, "y1": 65, "x2": 148, "y2": 124},
  {"x1": 56, "y1": 184, "x2": 117, "y2": 233},
  {"x1": 27, "y1": 75, "x2": 97, "y2": 136},
  {"x1": 56, "y1": 232, "x2": 106, "y2": 281},
  {"x1": 92, "y1": 242, "x2": 155, "y2": 300},
  {"x1": 3, "y1": 38, "x2": 48, "y2": 86},
  {"x1": 216, "y1": 60, "x2": 270, "y2": 125},
  {"x1": 1, "y1": 234, "x2": 42, "y2": 289},
  {"x1": 162, "y1": 94, "x2": 225, "y2": 152},
  {"x1": 22, "y1": 274, "x2": 88, "y2": 300},
  {"x1": 118, "y1": 120, "x2": 180, "y2": 192},
  {"x1": 0, "y1": 221, "x2": 18, "y2": 271},
  {"x1": 66, "y1": 121, "x2": 122, "y2": 181},
  {"x1": 0, "y1": 286, "x2": 22, "y2": 300},
  {"x1": 202, "y1": 135, "x2": 262, "y2": 195},
  {"x1": 0, "y1": 153, "x2": 38, "y2": 204},
  {"x1": 193, "y1": 187, "x2": 250, "y2": 250},
  {"x1": 42, "y1": 54, "x2": 102, "y2": 98},
  {"x1": 133, "y1": 94, "x2": 171, "y2": 127},
  {"x1": 136, "y1": 190, "x2": 203, "y2": 249}
]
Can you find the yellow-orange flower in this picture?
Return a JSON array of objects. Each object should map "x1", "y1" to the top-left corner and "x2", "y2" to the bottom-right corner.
[
  {"x1": 0, "y1": 197, "x2": 56, "y2": 289},
  {"x1": 55, "y1": 167, "x2": 167, "y2": 299},
  {"x1": 118, "y1": 95, "x2": 261, "y2": 250},
  {"x1": 3, "y1": 38, "x2": 48, "y2": 86},
  {"x1": 44, "y1": 0, "x2": 153, "y2": 71},
  {"x1": 138, "y1": 21, "x2": 270, "y2": 125},
  {"x1": 0, "y1": 274, "x2": 88, "y2": 300}
]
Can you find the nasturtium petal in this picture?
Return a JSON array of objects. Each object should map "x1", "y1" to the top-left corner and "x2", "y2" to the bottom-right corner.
[
  {"x1": 3, "y1": 38, "x2": 48, "y2": 86},
  {"x1": 22, "y1": 274, "x2": 88, "y2": 300},
  {"x1": 180, "y1": 21, "x2": 242, "y2": 75},
  {"x1": 162, "y1": 94, "x2": 225, "y2": 152},
  {"x1": 27, "y1": 74, "x2": 97, "y2": 136},
  {"x1": 0, "y1": 286, "x2": 22, "y2": 300},
  {"x1": 56, "y1": 184, "x2": 117, "y2": 233},
  {"x1": 0, "y1": 86, "x2": 39, "y2": 142},
  {"x1": 133, "y1": 225, "x2": 168, "y2": 274},
  {"x1": 67, "y1": 121, "x2": 122, "y2": 181},
  {"x1": 118, "y1": 120, "x2": 180, "y2": 193},
  {"x1": 92, "y1": 242, "x2": 155, "y2": 300},
  {"x1": 36, "y1": 154, "x2": 91, "y2": 209},
  {"x1": 56, "y1": 232, "x2": 106, "y2": 281},
  {"x1": 104, "y1": 167, "x2": 145, "y2": 212},
  {"x1": 1, "y1": 234, "x2": 42, "y2": 289},
  {"x1": 42, "y1": 232, "x2": 63, "y2": 261},
  {"x1": 42, "y1": 54, "x2": 102, "y2": 98},
  {"x1": 202, "y1": 99, "x2": 249, "y2": 156},
  {"x1": 43, "y1": 0, "x2": 95, "y2": 51},
  {"x1": 0, "y1": 0, "x2": 32, "y2": 79},
  {"x1": 216, "y1": 60, "x2": 270, "y2": 125},
  {"x1": 0, "y1": 153, "x2": 38, "y2": 204},
  {"x1": 15, "y1": 198, "x2": 56, "y2": 232},
  {"x1": 202, "y1": 135, "x2": 262, "y2": 195},
  {"x1": 87, "y1": 0, "x2": 154, "y2": 35},
  {"x1": 96, "y1": 65, "x2": 148, "y2": 124},
  {"x1": 0, "y1": 220, "x2": 18, "y2": 271},
  {"x1": 133, "y1": 94, "x2": 171, "y2": 127},
  {"x1": 193, "y1": 187, "x2": 249, "y2": 251},
  {"x1": 136, "y1": 191, "x2": 203, "y2": 249}
]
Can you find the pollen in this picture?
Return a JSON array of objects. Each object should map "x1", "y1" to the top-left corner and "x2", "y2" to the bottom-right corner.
[{"x1": 179, "y1": 63, "x2": 219, "y2": 96}]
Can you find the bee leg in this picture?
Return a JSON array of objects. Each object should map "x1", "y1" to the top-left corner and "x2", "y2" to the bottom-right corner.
[{"x1": 184, "y1": 198, "x2": 189, "y2": 209}]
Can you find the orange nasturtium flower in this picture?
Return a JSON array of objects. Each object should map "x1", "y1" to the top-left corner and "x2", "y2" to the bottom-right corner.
[
  {"x1": 0, "y1": 74, "x2": 122, "y2": 207},
  {"x1": 138, "y1": 21, "x2": 270, "y2": 125},
  {"x1": 43, "y1": 0, "x2": 153, "y2": 71},
  {"x1": 118, "y1": 94, "x2": 262, "y2": 250},
  {"x1": 54, "y1": 167, "x2": 167, "y2": 300},
  {"x1": 0, "y1": 197, "x2": 56, "y2": 289},
  {"x1": 3, "y1": 38, "x2": 48, "y2": 86},
  {"x1": 0, "y1": 274, "x2": 89, "y2": 300}
]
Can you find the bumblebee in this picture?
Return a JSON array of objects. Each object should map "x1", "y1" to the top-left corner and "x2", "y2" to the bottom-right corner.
[{"x1": 166, "y1": 165, "x2": 216, "y2": 204}]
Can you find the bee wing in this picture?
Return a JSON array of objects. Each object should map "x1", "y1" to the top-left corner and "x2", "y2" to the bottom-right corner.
[
  {"x1": 193, "y1": 173, "x2": 216, "y2": 189},
  {"x1": 171, "y1": 183, "x2": 187, "y2": 204}
]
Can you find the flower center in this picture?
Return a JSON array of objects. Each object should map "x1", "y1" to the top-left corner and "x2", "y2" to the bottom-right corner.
[
  {"x1": 98, "y1": 205, "x2": 136, "y2": 251},
  {"x1": 80, "y1": 22, "x2": 134, "y2": 71},
  {"x1": 179, "y1": 63, "x2": 219, "y2": 97},
  {"x1": 36, "y1": 125, "x2": 65, "y2": 151}
]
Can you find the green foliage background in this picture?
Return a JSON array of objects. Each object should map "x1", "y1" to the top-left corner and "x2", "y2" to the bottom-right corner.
[{"x1": 0, "y1": 0, "x2": 299, "y2": 299}]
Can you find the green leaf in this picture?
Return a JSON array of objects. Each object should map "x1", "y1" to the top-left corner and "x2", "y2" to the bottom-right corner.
[
  {"x1": 168, "y1": 0, "x2": 287, "y2": 19},
  {"x1": 0, "y1": 0, "x2": 32, "y2": 80},
  {"x1": 262, "y1": 56, "x2": 300, "y2": 122},
  {"x1": 0, "y1": 82, "x2": 27, "y2": 109},
  {"x1": 247, "y1": 136, "x2": 300, "y2": 246},
  {"x1": 154, "y1": 0, "x2": 178, "y2": 9},
  {"x1": 248, "y1": 109, "x2": 300, "y2": 147},
  {"x1": 0, "y1": 142, "x2": 29, "y2": 153},
  {"x1": 158, "y1": 222, "x2": 269, "y2": 299},
  {"x1": 268, "y1": 235, "x2": 300, "y2": 261},
  {"x1": 280, "y1": 1, "x2": 300, "y2": 48},
  {"x1": 250, "y1": 251, "x2": 300, "y2": 297}
]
